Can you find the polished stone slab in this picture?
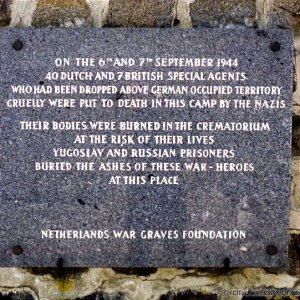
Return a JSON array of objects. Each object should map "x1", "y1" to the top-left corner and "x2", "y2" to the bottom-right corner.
[{"x1": 0, "y1": 28, "x2": 293, "y2": 267}]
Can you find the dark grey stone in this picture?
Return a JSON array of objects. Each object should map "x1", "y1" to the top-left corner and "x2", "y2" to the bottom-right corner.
[
  {"x1": 75, "y1": 292, "x2": 124, "y2": 300},
  {"x1": 160, "y1": 290, "x2": 218, "y2": 300},
  {"x1": 0, "y1": 28, "x2": 293, "y2": 267},
  {"x1": 0, "y1": 292, "x2": 35, "y2": 300}
]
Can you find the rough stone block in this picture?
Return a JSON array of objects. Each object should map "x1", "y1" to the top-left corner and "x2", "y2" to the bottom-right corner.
[
  {"x1": 0, "y1": 291, "x2": 34, "y2": 300},
  {"x1": 288, "y1": 234, "x2": 300, "y2": 275},
  {"x1": 105, "y1": 0, "x2": 174, "y2": 27},
  {"x1": 190, "y1": 0, "x2": 256, "y2": 27},
  {"x1": 272, "y1": 0, "x2": 300, "y2": 33},
  {"x1": 291, "y1": 157, "x2": 300, "y2": 211},
  {"x1": 275, "y1": 0, "x2": 300, "y2": 13},
  {"x1": 294, "y1": 37, "x2": 300, "y2": 106},
  {"x1": 32, "y1": 0, "x2": 91, "y2": 27},
  {"x1": 0, "y1": 0, "x2": 11, "y2": 26}
]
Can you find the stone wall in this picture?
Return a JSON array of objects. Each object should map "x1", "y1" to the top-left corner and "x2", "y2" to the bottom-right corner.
[{"x1": 0, "y1": 0, "x2": 299, "y2": 299}]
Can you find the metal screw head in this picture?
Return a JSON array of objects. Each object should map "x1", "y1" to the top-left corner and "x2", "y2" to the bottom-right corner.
[
  {"x1": 12, "y1": 40, "x2": 23, "y2": 51},
  {"x1": 12, "y1": 245, "x2": 23, "y2": 255},
  {"x1": 266, "y1": 245, "x2": 278, "y2": 255},
  {"x1": 270, "y1": 41, "x2": 281, "y2": 52}
]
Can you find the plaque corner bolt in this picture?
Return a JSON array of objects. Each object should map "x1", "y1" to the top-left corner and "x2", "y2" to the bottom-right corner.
[
  {"x1": 12, "y1": 245, "x2": 23, "y2": 255},
  {"x1": 266, "y1": 244, "x2": 278, "y2": 256},
  {"x1": 270, "y1": 41, "x2": 281, "y2": 52},
  {"x1": 12, "y1": 40, "x2": 23, "y2": 51}
]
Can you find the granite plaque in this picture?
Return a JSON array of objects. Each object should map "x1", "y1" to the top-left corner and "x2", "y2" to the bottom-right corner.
[{"x1": 0, "y1": 28, "x2": 293, "y2": 267}]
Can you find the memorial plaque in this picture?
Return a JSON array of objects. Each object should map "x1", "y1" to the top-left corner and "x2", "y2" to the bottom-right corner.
[{"x1": 0, "y1": 28, "x2": 293, "y2": 267}]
